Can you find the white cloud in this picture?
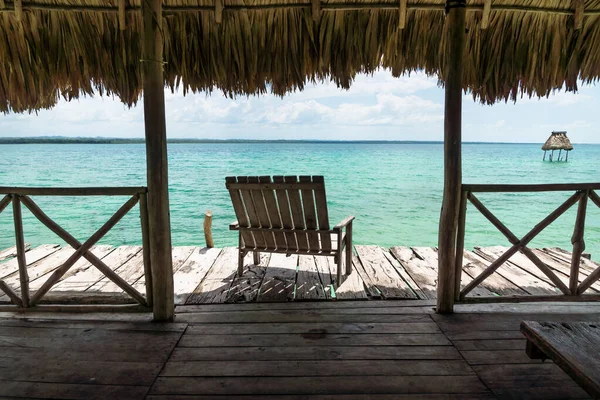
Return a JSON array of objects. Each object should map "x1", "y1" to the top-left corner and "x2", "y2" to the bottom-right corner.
[
  {"x1": 1, "y1": 70, "x2": 599, "y2": 143},
  {"x1": 540, "y1": 120, "x2": 592, "y2": 131}
]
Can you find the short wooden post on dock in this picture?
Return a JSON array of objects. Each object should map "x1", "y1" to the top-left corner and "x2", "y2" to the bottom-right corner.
[
  {"x1": 204, "y1": 210, "x2": 214, "y2": 248},
  {"x1": 437, "y1": 0, "x2": 466, "y2": 314},
  {"x1": 142, "y1": 0, "x2": 174, "y2": 321}
]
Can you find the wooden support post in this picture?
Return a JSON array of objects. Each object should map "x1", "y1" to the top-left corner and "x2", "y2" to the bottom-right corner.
[
  {"x1": 437, "y1": 0, "x2": 466, "y2": 314},
  {"x1": 204, "y1": 210, "x2": 214, "y2": 248},
  {"x1": 399, "y1": 0, "x2": 407, "y2": 29},
  {"x1": 12, "y1": 195, "x2": 29, "y2": 307},
  {"x1": 570, "y1": 190, "x2": 588, "y2": 295},
  {"x1": 142, "y1": 0, "x2": 174, "y2": 321},
  {"x1": 214, "y1": 0, "x2": 222, "y2": 24},
  {"x1": 312, "y1": 0, "x2": 320, "y2": 21},
  {"x1": 543, "y1": 150, "x2": 546, "y2": 161},
  {"x1": 574, "y1": 0, "x2": 584, "y2": 30},
  {"x1": 253, "y1": 251, "x2": 260, "y2": 265},
  {"x1": 559, "y1": 149, "x2": 562, "y2": 161},
  {"x1": 118, "y1": 0, "x2": 126, "y2": 30},
  {"x1": 481, "y1": 0, "x2": 491, "y2": 29},
  {"x1": 14, "y1": 0, "x2": 22, "y2": 22},
  {"x1": 139, "y1": 192, "x2": 153, "y2": 307},
  {"x1": 454, "y1": 190, "x2": 467, "y2": 300},
  {"x1": 566, "y1": 150, "x2": 569, "y2": 162}
]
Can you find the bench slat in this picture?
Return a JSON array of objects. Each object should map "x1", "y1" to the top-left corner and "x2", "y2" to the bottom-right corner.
[
  {"x1": 285, "y1": 176, "x2": 309, "y2": 251},
  {"x1": 300, "y1": 176, "x2": 320, "y2": 252}
]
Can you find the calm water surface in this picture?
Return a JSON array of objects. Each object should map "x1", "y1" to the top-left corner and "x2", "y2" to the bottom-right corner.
[{"x1": 0, "y1": 143, "x2": 599, "y2": 259}]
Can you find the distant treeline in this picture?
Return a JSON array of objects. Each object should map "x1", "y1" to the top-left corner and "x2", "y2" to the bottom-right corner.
[
  {"x1": 0, "y1": 137, "x2": 553, "y2": 145},
  {"x1": 0, "y1": 137, "x2": 445, "y2": 145}
]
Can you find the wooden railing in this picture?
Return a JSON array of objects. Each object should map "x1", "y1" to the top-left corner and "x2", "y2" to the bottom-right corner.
[
  {"x1": 0, "y1": 187, "x2": 152, "y2": 309},
  {"x1": 455, "y1": 183, "x2": 600, "y2": 303}
]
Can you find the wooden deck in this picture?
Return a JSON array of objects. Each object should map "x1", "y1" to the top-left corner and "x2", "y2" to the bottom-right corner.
[
  {"x1": 0, "y1": 244, "x2": 598, "y2": 305},
  {"x1": 0, "y1": 301, "x2": 598, "y2": 399}
]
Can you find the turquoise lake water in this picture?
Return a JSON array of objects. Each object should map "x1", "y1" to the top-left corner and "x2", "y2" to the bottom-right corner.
[{"x1": 0, "y1": 143, "x2": 599, "y2": 259}]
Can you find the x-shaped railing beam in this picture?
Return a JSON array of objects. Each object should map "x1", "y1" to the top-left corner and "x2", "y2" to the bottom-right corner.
[
  {"x1": 19, "y1": 195, "x2": 147, "y2": 306},
  {"x1": 460, "y1": 191, "x2": 585, "y2": 299}
]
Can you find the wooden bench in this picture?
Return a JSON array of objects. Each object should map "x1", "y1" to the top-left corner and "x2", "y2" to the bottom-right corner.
[
  {"x1": 521, "y1": 320, "x2": 600, "y2": 398},
  {"x1": 226, "y1": 175, "x2": 354, "y2": 284}
]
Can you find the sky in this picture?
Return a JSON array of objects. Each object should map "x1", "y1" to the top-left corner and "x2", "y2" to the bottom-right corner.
[{"x1": 2, "y1": 70, "x2": 599, "y2": 143}]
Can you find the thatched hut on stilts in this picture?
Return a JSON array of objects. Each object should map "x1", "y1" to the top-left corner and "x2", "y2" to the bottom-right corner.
[{"x1": 543, "y1": 131, "x2": 574, "y2": 162}]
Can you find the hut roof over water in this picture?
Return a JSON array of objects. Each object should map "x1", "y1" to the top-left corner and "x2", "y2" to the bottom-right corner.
[
  {"x1": 542, "y1": 131, "x2": 574, "y2": 151},
  {"x1": 2, "y1": 0, "x2": 600, "y2": 113}
]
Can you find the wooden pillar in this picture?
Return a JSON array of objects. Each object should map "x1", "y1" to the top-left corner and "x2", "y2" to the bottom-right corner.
[
  {"x1": 437, "y1": 0, "x2": 466, "y2": 314},
  {"x1": 142, "y1": 0, "x2": 174, "y2": 321}
]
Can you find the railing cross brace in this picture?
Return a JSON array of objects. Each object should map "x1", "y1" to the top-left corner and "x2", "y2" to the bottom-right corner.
[
  {"x1": 460, "y1": 191, "x2": 583, "y2": 298},
  {"x1": 20, "y1": 195, "x2": 147, "y2": 306}
]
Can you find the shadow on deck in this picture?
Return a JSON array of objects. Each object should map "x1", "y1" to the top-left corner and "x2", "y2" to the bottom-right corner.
[{"x1": 1, "y1": 244, "x2": 598, "y2": 306}]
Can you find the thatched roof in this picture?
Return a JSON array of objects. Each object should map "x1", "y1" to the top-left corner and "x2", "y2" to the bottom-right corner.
[
  {"x1": 2, "y1": 0, "x2": 600, "y2": 113},
  {"x1": 542, "y1": 131, "x2": 574, "y2": 150}
]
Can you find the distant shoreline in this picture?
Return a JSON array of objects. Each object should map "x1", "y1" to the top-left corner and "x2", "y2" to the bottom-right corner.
[{"x1": 0, "y1": 137, "x2": 585, "y2": 145}]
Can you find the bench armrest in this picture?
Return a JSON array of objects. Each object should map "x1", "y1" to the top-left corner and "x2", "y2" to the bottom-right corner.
[
  {"x1": 334, "y1": 216, "x2": 355, "y2": 230},
  {"x1": 229, "y1": 221, "x2": 240, "y2": 230}
]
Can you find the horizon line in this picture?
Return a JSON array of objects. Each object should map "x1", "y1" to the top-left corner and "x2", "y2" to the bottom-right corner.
[{"x1": 0, "y1": 136, "x2": 597, "y2": 145}]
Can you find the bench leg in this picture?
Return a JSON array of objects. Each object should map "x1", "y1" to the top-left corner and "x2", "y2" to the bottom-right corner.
[
  {"x1": 237, "y1": 250, "x2": 244, "y2": 277},
  {"x1": 336, "y1": 254, "x2": 342, "y2": 287},
  {"x1": 345, "y1": 222, "x2": 353, "y2": 275},
  {"x1": 253, "y1": 251, "x2": 260, "y2": 265},
  {"x1": 525, "y1": 340, "x2": 547, "y2": 361}
]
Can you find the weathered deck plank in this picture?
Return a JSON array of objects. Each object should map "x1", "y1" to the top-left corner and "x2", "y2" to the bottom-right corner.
[
  {"x1": 133, "y1": 246, "x2": 196, "y2": 296},
  {"x1": 533, "y1": 248, "x2": 600, "y2": 292},
  {"x1": 257, "y1": 252, "x2": 298, "y2": 302},
  {"x1": 0, "y1": 244, "x2": 30, "y2": 261},
  {"x1": 187, "y1": 247, "x2": 238, "y2": 304},
  {"x1": 0, "y1": 243, "x2": 589, "y2": 305},
  {"x1": 51, "y1": 246, "x2": 140, "y2": 292},
  {"x1": 335, "y1": 254, "x2": 368, "y2": 299},
  {"x1": 355, "y1": 245, "x2": 417, "y2": 299},
  {"x1": 174, "y1": 247, "x2": 222, "y2": 304},
  {"x1": 475, "y1": 247, "x2": 561, "y2": 296},
  {"x1": 161, "y1": 360, "x2": 474, "y2": 377},
  {"x1": 225, "y1": 252, "x2": 270, "y2": 303},
  {"x1": 484, "y1": 246, "x2": 572, "y2": 293},
  {"x1": 150, "y1": 376, "x2": 489, "y2": 396},
  {"x1": 462, "y1": 250, "x2": 527, "y2": 297},
  {"x1": 296, "y1": 255, "x2": 328, "y2": 300},
  {"x1": 0, "y1": 244, "x2": 60, "y2": 281},
  {"x1": 0, "y1": 299, "x2": 596, "y2": 399},
  {"x1": 313, "y1": 256, "x2": 336, "y2": 299}
]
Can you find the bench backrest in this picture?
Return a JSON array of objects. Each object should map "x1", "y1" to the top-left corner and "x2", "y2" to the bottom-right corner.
[{"x1": 226, "y1": 175, "x2": 332, "y2": 252}]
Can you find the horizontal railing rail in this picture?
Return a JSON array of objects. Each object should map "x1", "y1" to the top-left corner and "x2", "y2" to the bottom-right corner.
[
  {"x1": 0, "y1": 187, "x2": 147, "y2": 196},
  {"x1": 462, "y1": 183, "x2": 600, "y2": 193},
  {"x1": 455, "y1": 183, "x2": 600, "y2": 304},
  {"x1": 0, "y1": 187, "x2": 152, "y2": 310}
]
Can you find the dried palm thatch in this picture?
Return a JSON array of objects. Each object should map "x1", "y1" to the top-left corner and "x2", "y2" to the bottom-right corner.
[
  {"x1": 542, "y1": 131, "x2": 574, "y2": 150},
  {"x1": 1, "y1": 0, "x2": 600, "y2": 113}
]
